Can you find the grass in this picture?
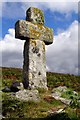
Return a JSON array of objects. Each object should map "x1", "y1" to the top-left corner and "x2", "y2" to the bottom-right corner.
[
  {"x1": 61, "y1": 89, "x2": 78, "y2": 99},
  {"x1": 47, "y1": 72, "x2": 80, "y2": 92},
  {"x1": 2, "y1": 92, "x2": 62, "y2": 118},
  {"x1": 1, "y1": 67, "x2": 80, "y2": 119}
]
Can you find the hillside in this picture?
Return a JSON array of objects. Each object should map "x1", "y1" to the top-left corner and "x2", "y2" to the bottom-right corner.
[
  {"x1": 0, "y1": 67, "x2": 80, "y2": 119},
  {"x1": 1, "y1": 67, "x2": 80, "y2": 92}
]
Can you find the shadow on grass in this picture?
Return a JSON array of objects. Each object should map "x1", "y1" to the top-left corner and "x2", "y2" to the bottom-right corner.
[
  {"x1": 2, "y1": 113, "x2": 78, "y2": 120},
  {"x1": 44, "y1": 113, "x2": 71, "y2": 120}
]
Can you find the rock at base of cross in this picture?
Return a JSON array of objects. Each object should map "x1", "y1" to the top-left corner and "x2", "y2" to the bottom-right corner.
[
  {"x1": 2, "y1": 81, "x2": 22, "y2": 93},
  {"x1": 2, "y1": 86, "x2": 11, "y2": 92},
  {"x1": 51, "y1": 86, "x2": 79, "y2": 105},
  {"x1": 16, "y1": 89, "x2": 40, "y2": 102}
]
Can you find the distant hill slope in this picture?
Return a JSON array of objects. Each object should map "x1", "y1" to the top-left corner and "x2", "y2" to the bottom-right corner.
[
  {"x1": 1, "y1": 67, "x2": 80, "y2": 92},
  {"x1": 1, "y1": 67, "x2": 80, "y2": 119}
]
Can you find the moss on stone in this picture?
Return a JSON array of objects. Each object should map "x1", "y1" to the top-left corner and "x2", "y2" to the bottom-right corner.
[
  {"x1": 30, "y1": 39, "x2": 37, "y2": 47},
  {"x1": 33, "y1": 7, "x2": 44, "y2": 24},
  {"x1": 16, "y1": 19, "x2": 53, "y2": 45},
  {"x1": 42, "y1": 41, "x2": 45, "y2": 52},
  {"x1": 26, "y1": 7, "x2": 44, "y2": 25}
]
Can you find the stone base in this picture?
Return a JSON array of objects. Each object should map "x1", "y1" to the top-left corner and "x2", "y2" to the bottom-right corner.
[{"x1": 16, "y1": 89, "x2": 40, "y2": 102}]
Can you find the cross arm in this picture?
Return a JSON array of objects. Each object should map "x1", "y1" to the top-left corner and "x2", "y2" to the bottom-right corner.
[{"x1": 15, "y1": 20, "x2": 53, "y2": 45}]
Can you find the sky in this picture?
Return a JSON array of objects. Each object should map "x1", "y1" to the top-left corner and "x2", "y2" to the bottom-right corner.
[{"x1": 0, "y1": 0, "x2": 80, "y2": 75}]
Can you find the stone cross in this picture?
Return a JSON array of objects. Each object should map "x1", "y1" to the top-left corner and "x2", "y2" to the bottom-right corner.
[{"x1": 15, "y1": 7, "x2": 53, "y2": 89}]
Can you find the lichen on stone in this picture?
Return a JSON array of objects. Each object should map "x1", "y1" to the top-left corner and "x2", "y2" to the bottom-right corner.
[
  {"x1": 15, "y1": 7, "x2": 53, "y2": 90},
  {"x1": 42, "y1": 41, "x2": 45, "y2": 52},
  {"x1": 30, "y1": 39, "x2": 37, "y2": 47},
  {"x1": 26, "y1": 7, "x2": 45, "y2": 25},
  {"x1": 15, "y1": 20, "x2": 53, "y2": 45}
]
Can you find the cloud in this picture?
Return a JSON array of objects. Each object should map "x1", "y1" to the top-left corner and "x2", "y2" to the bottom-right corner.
[
  {"x1": 0, "y1": 28, "x2": 25, "y2": 68},
  {"x1": 2, "y1": 0, "x2": 79, "y2": 2},
  {"x1": 46, "y1": 20, "x2": 78, "y2": 75},
  {"x1": 1, "y1": 1, "x2": 78, "y2": 19},
  {"x1": 0, "y1": 20, "x2": 78, "y2": 75}
]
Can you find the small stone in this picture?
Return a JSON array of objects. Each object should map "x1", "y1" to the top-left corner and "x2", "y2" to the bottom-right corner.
[
  {"x1": 59, "y1": 97, "x2": 71, "y2": 105},
  {"x1": 48, "y1": 108, "x2": 65, "y2": 114},
  {"x1": 57, "y1": 109, "x2": 65, "y2": 113},
  {"x1": 52, "y1": 86, "x2": 67, "y2": 93},
  {"x1": 10, "y1": 81, "x2": 20, "y2": 92},
  {"x1": 52, "y1": 92, "x2": 61, "y2": 100},
  {"x1": 2, "y1": 86, "x2": 11, "y2": 92},
  {"x1": 73, "y1": 91, "x2": 78, "y2": 96},
  {"x1": 11, "y1": 81, "x2": 20, "y2": 88},
  {"x1": 52, "y1": 86, "x2": 79, "y2": 105},
  {"x1": 18, "y1": 82, "x2": 24, "y2": 90}
]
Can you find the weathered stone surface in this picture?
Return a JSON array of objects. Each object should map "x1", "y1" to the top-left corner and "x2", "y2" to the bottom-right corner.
[
  {"x1": 15, "y1": 7, "x2": 53, "y2": 91},
  {"x1": 15, "y1": 20, "x2": 53, "y2": 45},
  {"x1": 16, "y1": 89, "x2": 40, "y2": 102},
  {"x1": 23, "y1": 39, "x2": 48, "y2": 89},
  {"x1": 52, "y1": 86, "x2": 67, "y2": 93},
  {"x1": 26, "y1": 7, "x2": 44, "y2": 25}
]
